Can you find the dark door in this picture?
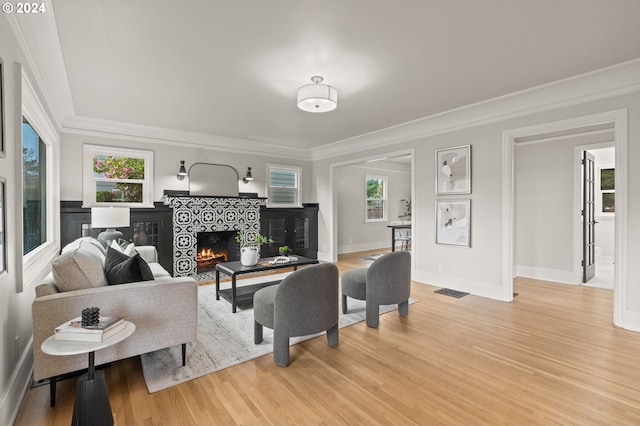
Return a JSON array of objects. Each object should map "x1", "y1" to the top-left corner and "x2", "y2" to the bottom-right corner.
[{"x1": 582, "y1": 151, "x2": 596, "y2": 283}]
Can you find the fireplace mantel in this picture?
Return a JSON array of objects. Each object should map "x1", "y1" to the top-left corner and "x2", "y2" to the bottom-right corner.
[{"x1": 166, "y1": 196, "x2": 266, "y2": 277}]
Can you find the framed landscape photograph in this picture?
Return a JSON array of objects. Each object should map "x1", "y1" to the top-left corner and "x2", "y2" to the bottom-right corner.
[
  {"x1": 436, "y1": 199, "x2": 471, "y2": 247},
  {"x1": 435, "y1": 145, "x2": 471, "y2": 195}
]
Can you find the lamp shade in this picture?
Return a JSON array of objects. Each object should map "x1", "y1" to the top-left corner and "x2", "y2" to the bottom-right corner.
[
  {"x1": 297, "y1": 76, "x2": 337, "y2": 113},
  {"x1": 91, "y1": 207, "x2": 130, "y2": 228}
]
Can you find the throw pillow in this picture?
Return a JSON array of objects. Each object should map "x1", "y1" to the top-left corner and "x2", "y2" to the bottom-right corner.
[
  {"x1": 110, "y1": 239, "x2": 136, "y2": 256},
  {"x1": 104, "y1": 246, "x2": 154, "y2": 285},
  {"x1": 52, "y1": 241, "x2": 109, "y2": 291}
]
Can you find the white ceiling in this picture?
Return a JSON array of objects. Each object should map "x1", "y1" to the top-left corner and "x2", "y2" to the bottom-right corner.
[{"x1": 49, "y1": 0, "x2": 640, "y2": 151}]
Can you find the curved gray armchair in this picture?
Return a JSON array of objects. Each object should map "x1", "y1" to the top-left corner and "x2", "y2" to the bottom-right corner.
[
  {"x1": 342, "y1": 251, "x2": 411, "y2": 328},
  {"x1": 254, "y1": 263, "x2": 339, "y2": 367}
]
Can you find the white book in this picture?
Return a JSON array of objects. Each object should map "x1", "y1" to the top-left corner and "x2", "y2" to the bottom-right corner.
[
  {"x1": 54, "y1": 316, "x2": 124, "y2": 335},
  {"x1": 54, "y1": 321, "x2": 126, "y2": 342}
]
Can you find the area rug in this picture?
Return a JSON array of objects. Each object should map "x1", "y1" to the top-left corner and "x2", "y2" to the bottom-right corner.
[{"x1": 140, "y1": 272, "x2": 415, "y2": 393}]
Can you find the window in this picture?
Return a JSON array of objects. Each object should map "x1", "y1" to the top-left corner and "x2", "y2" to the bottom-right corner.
[
  {"x1": 22, "y1": 118, "x2": 47, "y2": 254},
  {"x1": 83, "y1": 145, "x2": 154, "y2": 207},
  {"x1": 365, "y1": 175, "x2": 387, "y2": 222},
  {"x1": 267, "y1": 164, "x2": 302, "y2": 207},
  {"x1": 600, "y1": 167, "x2": 615, "y2": 213}
]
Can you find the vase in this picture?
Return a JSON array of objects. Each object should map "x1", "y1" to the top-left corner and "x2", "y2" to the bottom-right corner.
[{"x1": 240, "y1": 246, "x2": 260, "y2": 266}]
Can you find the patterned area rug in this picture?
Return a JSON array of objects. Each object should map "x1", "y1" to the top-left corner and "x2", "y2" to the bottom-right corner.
[{"x1": 140, "y1": 272, "x2": 415, "y2": 393}]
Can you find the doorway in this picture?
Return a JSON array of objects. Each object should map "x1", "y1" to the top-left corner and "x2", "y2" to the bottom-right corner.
[
  {"x1": 330, "y1": 149, "x2": 415, "y2": 261},
  {"x1": 580, "y1": 145, "x2": 615, "y2": 288},
  {"x1": 503, "y1": 109, "x2": 628, "y2": 327}
]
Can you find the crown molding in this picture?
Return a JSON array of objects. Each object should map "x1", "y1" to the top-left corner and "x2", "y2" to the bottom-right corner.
[
  {"x1": 310, "y1": 58, "x2": 640, "y2": 161},
  {"x1": 6, "y1": 0, "x2": 75, "y2": 128},
  {"x1": 61, "y1": 58, "x2": 640, "y2": 163},
  {"x1": 61, "y1": 116, "x2": 313, "y2": 161}
]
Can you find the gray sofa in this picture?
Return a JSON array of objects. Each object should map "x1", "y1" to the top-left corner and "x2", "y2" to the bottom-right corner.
[{"x1": 32, "y1": 237, "x2": 198, "y2": 405}]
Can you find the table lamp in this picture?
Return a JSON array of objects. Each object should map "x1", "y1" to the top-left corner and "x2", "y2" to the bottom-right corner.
[{"x1": 91, "y1": 207, "x2": 131, "y2": 247}]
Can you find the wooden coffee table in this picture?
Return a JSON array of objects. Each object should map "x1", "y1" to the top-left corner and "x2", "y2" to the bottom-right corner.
[{"x1": 215, "y1": 256, "x2": 319, "y2": 312}]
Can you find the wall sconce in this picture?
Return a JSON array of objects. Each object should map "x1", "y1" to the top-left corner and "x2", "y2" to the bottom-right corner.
[
  {"x1": 242, "y1": 167, "x2": 253, "y2": 184},
  {"x1": 177, "y1": 160, "x2": 187, "y2": 180}
]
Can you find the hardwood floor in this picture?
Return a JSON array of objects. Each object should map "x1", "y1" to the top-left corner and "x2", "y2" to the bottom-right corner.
[{"x1": 15, "y1": 250, "x2": 640, "y2": 425}]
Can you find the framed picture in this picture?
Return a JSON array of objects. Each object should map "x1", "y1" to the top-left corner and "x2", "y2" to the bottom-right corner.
[
  {"x1": 436, "y1": 199, "x2": 471, "y2": 247},
  {"x1": 0, "y1": 57, "x2": 5, "y2": 157},
  {"x1": 0, "y1": 177, "x2": 5, "y2": 273},
  {"x1": 435, "y1": 145, "x2": 471, "y2": 194}
]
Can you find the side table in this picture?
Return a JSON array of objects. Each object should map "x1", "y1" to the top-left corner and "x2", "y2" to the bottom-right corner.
[{"x1": 41, "y1": 321, "x2": 135, "y2": 426}]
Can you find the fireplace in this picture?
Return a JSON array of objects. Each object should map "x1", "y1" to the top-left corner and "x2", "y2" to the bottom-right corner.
[
  {"x1": 196, "y1": 231, "x2": 239, "y2": 274},
  {"x1": 166, "y1": 196, "x2": 266, "y2": 278}
]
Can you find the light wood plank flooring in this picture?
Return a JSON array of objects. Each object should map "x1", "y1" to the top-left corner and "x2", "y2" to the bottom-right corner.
[{"x1": 15, "y1": 250, "x2": 640, "y2": 425}]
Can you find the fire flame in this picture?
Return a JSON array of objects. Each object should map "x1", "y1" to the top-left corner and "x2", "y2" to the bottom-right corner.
[{"x1": 197, "y1": 248, "x2": 227, "y2": 264}]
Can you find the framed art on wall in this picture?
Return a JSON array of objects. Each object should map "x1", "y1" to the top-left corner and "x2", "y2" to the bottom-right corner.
[
  {"x1": 436, "y1": 199, "x2": 471, "y2": 247},
  {"x1": 435, "y1": 145, "x2": 471, "y2": 194}
]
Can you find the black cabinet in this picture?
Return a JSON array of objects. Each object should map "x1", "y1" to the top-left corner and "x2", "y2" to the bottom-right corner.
[
  {"x1": 60, "y1": 201, "x2": 174, "y2": 275},
  {"x1": 260, "y1": 204, "x2": 318, "y2": 259}
]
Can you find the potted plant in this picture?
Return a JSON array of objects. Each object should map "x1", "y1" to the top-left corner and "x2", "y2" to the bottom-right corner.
[
  {"x1": 235, "y1": 230, "x2": 273, "y2": 266},
  {"x1": 278, "y1": 245, "x2": 291, "y2": 256}
]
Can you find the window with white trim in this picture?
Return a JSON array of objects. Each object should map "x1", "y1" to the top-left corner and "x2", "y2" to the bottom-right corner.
[
  {"x1": 22, "y1": 117, "x2": 47, "y2": 254},
  {"x1": 365, "y1": 175, "x2": 387, "y2": 222},
  {"x1": 83, "y1": 145, "x2": 154, "y2": 207},
  {"x1": 267, "y1": 164, "x2": 302, "y2": 208}
]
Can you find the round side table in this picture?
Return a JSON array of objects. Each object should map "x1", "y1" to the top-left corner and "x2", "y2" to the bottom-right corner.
[{"x1": 41, "y1": 321, "x2": 135, "y2": 426}]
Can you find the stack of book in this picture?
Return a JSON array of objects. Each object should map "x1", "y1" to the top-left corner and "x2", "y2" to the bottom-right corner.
[{"x1": 54, "y1": 316, "x2": 125, "y2": 342}]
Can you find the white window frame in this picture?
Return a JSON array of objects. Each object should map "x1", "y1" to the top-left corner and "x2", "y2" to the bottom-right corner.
[
  {"x1": 266, "y1": 164, "x2": 302, "y2": 208},
  {"x1": 365, "y1": 174, "x2": 388, "y2": 222},
  {"x1": 82, "y1": 144, "x2": 154, "y2": 208},
  {"x1": 596, "y1": 164, "x2": 615, "y2": 218},
  {"x1": 20, "y1": 69, "x2": 60, "y2": 291}
]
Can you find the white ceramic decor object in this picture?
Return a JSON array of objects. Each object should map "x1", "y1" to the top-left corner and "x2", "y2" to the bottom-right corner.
[{"x1": 240, "y1": 246, "x2": 259, "y2": 266}]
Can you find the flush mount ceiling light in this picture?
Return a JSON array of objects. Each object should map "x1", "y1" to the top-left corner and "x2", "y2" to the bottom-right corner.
[{"x1": 297, "y1": 76, "x2": 337, "y2": 113}]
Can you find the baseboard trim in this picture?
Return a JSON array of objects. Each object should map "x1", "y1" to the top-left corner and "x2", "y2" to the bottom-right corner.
[
  {"x1": 338, "y1": 241, "x2": 390, "y2": 254},
  {"x1": 412, "y1": 270, "x2": 509, "y2": 301},
  {"x1": 515, "y1": 265, "x2": 577, "y2": 285},
  {"x1": 0, "y1": 338, "x2": 34, "y2": 426}
]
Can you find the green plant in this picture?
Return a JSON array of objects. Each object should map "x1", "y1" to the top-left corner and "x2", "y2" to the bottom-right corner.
[
  {"x1": 235, "y1": 230, "x2": 273, "y2": 247},
  {"x1": 279, "y1": 245, "x2": 290, "y2": 252}
]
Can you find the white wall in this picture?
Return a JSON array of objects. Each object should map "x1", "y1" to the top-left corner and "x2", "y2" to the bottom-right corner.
[
  {"x1": 0, "y1": 16, "x2": 60, "y2": 425},
  {"x1": 311, "y1": 91, "x2": 640, "y2": 309},
  {"x1": 514, "y1": 141, "x2": 615, "y2": 284},
  {"x1": 59, "y1": 133, "x2": 312, "y2": 203},
  {"x1": 335, "y1": 161, "x2": 410, "y2": 253},
  {"x1": 514, "y1": 136, "x2": 583, "y2": 283}
]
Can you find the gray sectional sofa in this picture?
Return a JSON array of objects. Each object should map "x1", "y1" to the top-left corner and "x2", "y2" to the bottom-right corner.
[{"x1": 32, "y1": 237, "x2": 198, "y2": 405}]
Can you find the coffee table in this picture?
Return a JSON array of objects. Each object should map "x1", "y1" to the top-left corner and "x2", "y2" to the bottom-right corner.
[{"x1": 215, "y1": 256, "x2": 319, "y2": 312}]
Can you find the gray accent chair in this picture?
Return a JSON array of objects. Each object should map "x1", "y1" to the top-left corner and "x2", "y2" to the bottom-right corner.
[
  {"x1": 253, "y1": 263, "x2": 339, "y2": 367},
  {"x1": 341, "y1": 251, "x2": 411, "y2": 328}
]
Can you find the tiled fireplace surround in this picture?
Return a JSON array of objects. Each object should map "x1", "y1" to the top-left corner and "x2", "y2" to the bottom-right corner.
[{"x1": 166, "y1": 196, "x2": 266, "y2": 277}]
